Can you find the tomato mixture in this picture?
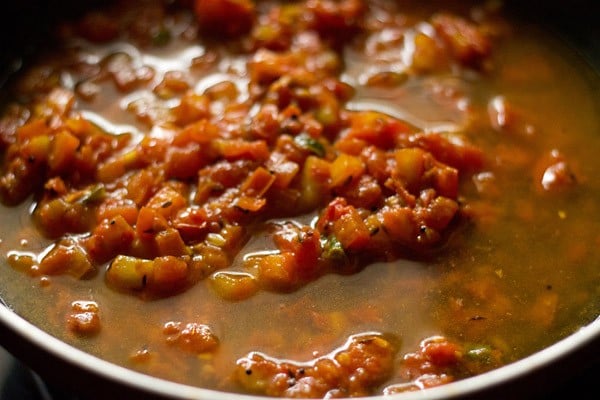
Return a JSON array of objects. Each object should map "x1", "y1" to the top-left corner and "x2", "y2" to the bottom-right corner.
[{"x1": 0, "y1": 0, "x2": 599, "y2": 398}]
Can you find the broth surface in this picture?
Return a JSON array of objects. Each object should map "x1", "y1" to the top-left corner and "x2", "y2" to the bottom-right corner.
[{"x1": 1, "y1": 0, "x2": 599, "y2": 397}]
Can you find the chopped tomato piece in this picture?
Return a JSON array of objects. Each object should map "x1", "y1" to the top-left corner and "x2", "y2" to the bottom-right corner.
[{"x1": 194, "y1": 0, "x2": 256, "y2": 37}]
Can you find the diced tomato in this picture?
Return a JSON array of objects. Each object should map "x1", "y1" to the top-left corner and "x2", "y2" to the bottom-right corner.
[
  {"x1": 267, "y1": 152, "x2": 300, "y2": 189},
  {"x1": 173, "y1": 118, "x2": 219, "y2": 145},
  {"x1": 146, "y1": 186, "x2": 188, "y2": 219},
  {"x1": 86, "y1": 215, "x2": 136, "y2": 263},
  {"x1": 318, "y1": 198, "x2": 369, "y2": 251},
  {"x1": 216, "y1": 139, "x2": 270, "y2": 162},
  {"x1": 422, "y1": 338, "x2": 461, "y2": 367},
  {"x1": 152, "y1": 256, "x2": 189, "y2": 291},
  {"x1": 172, "y1": 93, "x2": 211, "y2": 127},
  {"x1": 209, "y1": 271, "x2": 259, "y2": 301},
  {"x1": 164, "y1": 321, "x2": 219, "y2": 354},
  {"x1": 344, "y1": 111, "x2": 412, "y2": 150},
  {"x1": 379, "y1": 206, "x2": 416, "y2": 245},
  {"x1": 165, "y1": 144, "x2": 206, "y2": 180},
  {"x1": 410, "y1": 132, "x2": 485, "y2": 172},
  {"x1": 48, "y1": 130, "x2": 80, "y2": 173},
  {"x1": 136, "y1": 206, "x2": 169, "y2": 238},
  {"x1": 257, "y1": 252, "x2": 298, "y2": 290},
  {"x1": 432, "y1": 13, "x2": 492, "y2": 68},
  {"x1": 96, "y1": 197, "x2": 139, "y2": 226},
  {"x1": 67, "y1": 301, "x2": 101, "y2": 336},
  {"x1": 329, "y1": 153, "x2": 365, "y2": 188},
  {"x1": 273, "y1": 224, "x2": 322, "y2": 280},
  {"x1": 240, "y1": 166, "x2": 276, "y2": 197},
  {"x1": 39, "y1": 241, "x2": 94, "y2": 278},
  {"x1": 299, "y1": 155, "x2": 331, "y2": 210},
  {"x1": 16, "y1": 118, "x2": 51, "y2": 142},
  {"x1": 194, "y1": 0, "x2": 256, "y2": 37},
  {"x1": 155, "y1": 228, "x2": 190, "y2": 257}
]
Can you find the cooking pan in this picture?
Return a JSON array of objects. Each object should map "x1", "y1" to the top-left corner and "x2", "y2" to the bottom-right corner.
[{"x1": 0, "y1": 1, "x2": 598, "y2": 399}]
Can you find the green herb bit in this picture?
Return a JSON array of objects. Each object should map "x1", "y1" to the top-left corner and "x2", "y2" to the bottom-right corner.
[
  {"x1": 77, "y1": 184, "x2": 106, "y2": 204},
  {"x1": 321, "y1": 235, "x2": 346, "y2": 262},
  {"x1": 294, "y1": 133, "x2": 325, "y2": 157},
  {"x1": 465, "y1": 344, "x2": 494, "y2": 364}
]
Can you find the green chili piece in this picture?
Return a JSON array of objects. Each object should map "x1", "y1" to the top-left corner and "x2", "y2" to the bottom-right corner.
[{"x1": 294, "y1": 133, "x2": 326, "y2": 157}]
